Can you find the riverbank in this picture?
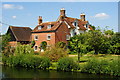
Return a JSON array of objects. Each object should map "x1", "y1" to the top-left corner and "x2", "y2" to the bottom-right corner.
[{"x1": 2, "y1": 54, "x2": 120, "y2": 77}]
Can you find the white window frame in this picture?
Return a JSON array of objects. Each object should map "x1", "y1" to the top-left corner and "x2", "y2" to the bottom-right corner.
[
  {"x1": 34, "y1": 35, "x2": 38, "y2": 40},
  {"x1": 66, "y1": 35, "x2": 70, "y2": 40},
  {"x1": 38, "y1": 26, "x2": 42, "y2": 30},
  {"x1": 34, "y1": 46, "x2": 38, "y2": 51},
  {"x1": 47, "y1": 34, "x2": 51, "y2": 40},
  {"x1": 47, "y1": 25, "x2": 51, "y2": 29}
]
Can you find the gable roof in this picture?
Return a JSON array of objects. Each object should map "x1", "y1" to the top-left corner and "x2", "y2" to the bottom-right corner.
[
  {"x1": 8, "y1": 26, "x2": 32, "y2": 41},
  {"x1": 33, "y1": 13, "x2": 93, "y2": 33},
  {"x1": 32, "y1": 21, "x2": 62, "y2": 33}
]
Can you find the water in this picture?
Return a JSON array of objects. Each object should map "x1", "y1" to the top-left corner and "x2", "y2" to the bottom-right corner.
[{"x1": 1, "y1": 65, "x2": 119, "y2": 79}]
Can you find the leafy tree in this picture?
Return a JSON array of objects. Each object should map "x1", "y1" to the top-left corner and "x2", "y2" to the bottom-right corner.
[
  {"x1": 87, "y1": 30, "x2": 104, "y2": 54},
  {"x1": 68, "y1": 34, "x2": 89, "y2": 62},
  {"x1": 104, "y1": 30, "x2": 114, "y2": 35},
  {"x1": 90, "y1": 25, "x2": 96, "y2": 30},
  {"x1": 2, "y1": 33, "x2": 11, "y2": 51},
  {"x1": 109, "y1": 32, "x2": 120, "y2": 54}
]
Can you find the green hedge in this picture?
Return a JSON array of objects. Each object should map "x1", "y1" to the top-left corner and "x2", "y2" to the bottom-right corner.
[{"x1": 57, "y1": 57, "x2": 80, "y2": 71}]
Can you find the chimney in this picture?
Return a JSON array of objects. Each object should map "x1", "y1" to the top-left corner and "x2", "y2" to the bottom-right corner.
[
  {"x1": 60, "y1": 8, "x2": 66, "y2": 17},
  {"x1": 38, "y1": 16, "x2": 42, "y2": 25},
  {"x1": 80, "y1": 13, "x2": 85, "y2": 21}
]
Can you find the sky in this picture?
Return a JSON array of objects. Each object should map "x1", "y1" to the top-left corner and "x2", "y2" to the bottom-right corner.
[{"x1": 1, "y1": 2, "x2": 119, "y2": 34}]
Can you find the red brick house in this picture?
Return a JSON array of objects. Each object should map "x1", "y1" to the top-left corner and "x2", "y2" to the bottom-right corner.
[{"x1": 7, "y1": 8, "x2": 93, "y2": 51}]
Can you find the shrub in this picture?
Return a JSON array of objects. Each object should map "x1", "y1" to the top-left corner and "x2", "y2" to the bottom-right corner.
[
  {"x1": 2, "y1": 54, "x2": 51, "y2": 70},
  {"x1": 80, "y1": 58, "x2": 120, "y2": 76},
  {"x1": 14, "y1": 44, "x2": 34, "y2": 55},
  {"x1": 43, "y1": 46, "x2": 68, "y2": 62},
  {"x1": 56, "y1": 41, "x2": 66, "y2": 48},
  {"x1": 40, "y1": 41, "x2": 47, "y2": 51},
  {"x1": 57, "y1": 57, "x2": 80, "y2": 71}
]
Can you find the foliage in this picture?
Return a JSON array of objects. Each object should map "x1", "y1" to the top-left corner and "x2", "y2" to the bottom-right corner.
[
  {"x1": 3, "y1": 46, "x2": 15, "y2": 57},
  {"x1": 57, "y1": 57, "x2": 80, "y2": 71},
  {"x1": 31, "y1": 40, "x2": 35, "y2": 48},
  {"x1": 2, "y1": 33, "x2": 11, "y2": 51},
  {"x1": 104, "y1": 30, "x2": 114, "y2": 35},
  {"x1": 108, "y1": 32, "x2": 120, "y2": 55},
  {"x1": 14, "y1": 44, "x2": 34, "y2": 55},
  {"x1": 43, "y1": 45, "x2": 68, "y2": 62},
  {"x1": 80, "y1": 58, "x2": 120, "y2": 76},
  {"x1": 2, "y1": 54, "x2": 51, "y2": 69},
  {"x1": 56, "y1": 41, "x2": 66, "y2": 48},
  {"x1": 40, "y1": 41, "x2": 47, "y2": 51},
  {"x1": 89, "y1": 25, "x2": 96, "y2": 30}
]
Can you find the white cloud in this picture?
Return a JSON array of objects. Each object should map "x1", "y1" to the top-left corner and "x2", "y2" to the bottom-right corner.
[
  {"x1": 12, "y1": 16, "x2": 17, "y2": 19},
  {"x1": 3, "y1": 4, "x2": 14, "y2": 9},
  {"x1": 92, "y1": 13, "x2": 110, "y2": 19},
  {"x1": 3, "y1": 4, "x2": 24, "y2": 10}
]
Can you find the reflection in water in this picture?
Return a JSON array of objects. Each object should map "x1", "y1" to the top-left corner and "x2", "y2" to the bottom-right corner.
[{"x1": 2, "y1": 65, "x2": 118, "y2": 79}]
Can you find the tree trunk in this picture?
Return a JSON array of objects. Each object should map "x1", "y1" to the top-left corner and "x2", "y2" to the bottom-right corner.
[{"x1": 78, "y1": 52, "x2": 80, "y2": 62}]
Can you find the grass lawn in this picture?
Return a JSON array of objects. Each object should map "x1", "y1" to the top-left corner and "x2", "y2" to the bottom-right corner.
[{"x1": 69, "y1": 54, "x2": 119, "y2": 63}]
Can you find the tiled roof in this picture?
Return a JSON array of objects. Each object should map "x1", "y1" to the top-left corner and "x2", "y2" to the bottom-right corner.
[
  {"x1": 9, "y1": 26, "x2": 32, "y2": 41},
  {"x1": 33, "y1": 16, "x2": 89, "y2": 32},
  {"x1": 32, "y1": 21, "x2": 61, "y2": 32}
]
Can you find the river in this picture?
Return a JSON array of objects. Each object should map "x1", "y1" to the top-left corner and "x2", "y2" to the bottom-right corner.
[{"x1": 1, "y1": 65, "x2": 119, "y2": 79}]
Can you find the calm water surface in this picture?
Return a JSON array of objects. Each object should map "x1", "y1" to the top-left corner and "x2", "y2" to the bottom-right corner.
[{"x1": 1, "y1": 65, "x2": 119, "y2": 79}]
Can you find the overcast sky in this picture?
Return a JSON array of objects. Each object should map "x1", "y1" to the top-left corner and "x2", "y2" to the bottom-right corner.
[{"x1": 1, "y1": 2, "x2": 119, "y2": 34}]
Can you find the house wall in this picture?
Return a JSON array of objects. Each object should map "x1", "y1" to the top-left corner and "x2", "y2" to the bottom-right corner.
[
  {"x1": 55, "y1": 22, "x2": 70, "y2": 44},
  {"x1": 32, "y1": 32, "x2": 55, "y2": 51}
]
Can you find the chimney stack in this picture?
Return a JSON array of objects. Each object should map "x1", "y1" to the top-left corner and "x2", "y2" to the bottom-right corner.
[
  {"x1": 80, "y1": 13, "x2": 85, "y2": 21},
  {"x1": 38, "y1": 16, "x2": 42, "y2": 25},
  {"x1": 60, "y1": 8, "x2": 66, "y2": 18}
]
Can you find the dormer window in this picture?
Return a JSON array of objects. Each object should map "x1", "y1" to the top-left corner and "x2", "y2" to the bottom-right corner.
[
  {"x1": 74, "y1": 22, "x2": 77, "y2": 26},
  {"x1": 47, "y1": 25, "x2": 51, "y2": 29},
  {"x1": 73, "y1": 22, "x2": 77, "y2": 26},
  {"x1": 38, "y1": 26, "x2": 42, "y2": 30}
]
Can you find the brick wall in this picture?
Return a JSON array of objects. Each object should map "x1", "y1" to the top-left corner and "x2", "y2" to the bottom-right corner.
[
  {"x1": 32, "y1": 32, "x2": 55, "y2": 51},
  {"x1": 55, "y1": 22, "x2": 70, "y2": 44}
]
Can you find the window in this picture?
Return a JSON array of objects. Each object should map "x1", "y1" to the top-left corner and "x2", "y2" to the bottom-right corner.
[
  {"x1": 34, "y1": 35, "x2": 38, "y2": 40},
  {"x1": 38, "y1": 26, "x2": 44, "y2": 30},
  {"x1": 47, "y1": 34, "x2": 51, "y2": 40},
  {"x1": 66, "y1": 35, "x2": 70, "y2": 40},
  {"x1": 34, "y1": 46, "x2": 38, "y2": 51},
  {"x1": 38, "y1": 26, "x2": 42, "y2": 30},
  {"x1": 47, "y1": 25, "x2": 51, "y2": 29},
  {"x1": 74, "y1": 22, "x2": 77, "y2": 26}
]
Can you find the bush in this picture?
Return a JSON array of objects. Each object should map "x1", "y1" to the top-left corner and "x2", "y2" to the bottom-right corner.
[
  {"x1": 56, "y1": 41, "x2": 66, "y2": 48},
  {"x1": 14, "y1": 44, "x2": 34, "y2": 55},
  {"x1": 2, "y1": 55, "x2": 51, "y2": 70},
  {"x1": 80, "y1": 58, "x2": 120, "y2": 76},
  {"x1": 43, "y1": 46, "x2": 68, "y2": 62},
  {"x1": 57, "y1": 57, "x2": 80, "y2": 71}
]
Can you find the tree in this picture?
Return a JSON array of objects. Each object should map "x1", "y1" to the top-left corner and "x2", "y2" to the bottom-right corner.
[
  {"x1": 87, "y1": 30, "x2": 105, "y2": 54},
  {"x1": 2, "y1": 33, "x2": 11, "y2": 51},
  {"x1": 90, "y1": 25, "x2": 96, "y2": 30},
  {"x1": 68, "y1": 34, "x2": 89, "y2": 62},
  {"x1": 104, "y1": 30, "x2": 114, "y2": 35}
]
